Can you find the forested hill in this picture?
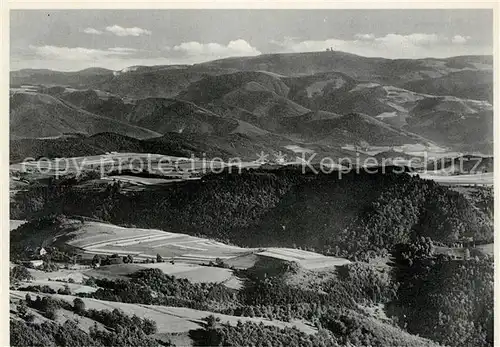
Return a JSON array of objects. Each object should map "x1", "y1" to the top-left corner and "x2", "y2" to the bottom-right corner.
[{"x1": 11, "y1": 167, "x2": 493, "y2": 259}]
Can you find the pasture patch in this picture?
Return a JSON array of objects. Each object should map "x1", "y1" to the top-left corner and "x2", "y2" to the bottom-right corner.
[{"x1": 10, "y1": 291, "x2": 317, "y2": 335}]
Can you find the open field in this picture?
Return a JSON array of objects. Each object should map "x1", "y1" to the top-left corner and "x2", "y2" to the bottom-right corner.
[
  {"x1": 10, "y1": 302, "x2": 109, "y2": 333},
  {"x1": 135, "y1": 262, "x2": 242, "y2": 288},
  {"x1": 67, "y1": 221, "x2": 350, "y2": 271},
  {"x1": 84, "y1": 263, "x2": 244, "y2": 289},
  {"x1": 341, "y1": 143, "x2": 449, "y2": 157},
  {"x1": 258, "y1": 248, "x2": 350, "y2": 269},
  {"x1": 11, "y1": 290, "x2": 317, "y2": 335},
  {"x1": 11, "y1": 218, "x2": 352, "y2": 283},
  {"x1": 25, "y1": 267, "x2": 89, "y2": 283},
  {"x1": 18, "y1": 279, "x2": 98, "y2": 294},
  {"x1": 10, "y1": 219, "x2": 27, "y2": 231},
  {"x1": 103, "y1": 175, "x2": 200, "y2": 186},
  {"x1": 475, "y1": 243, "x2": 494, "y2": 255},
  {"x1": 434, "y1": 243, "x2": 494, "y2": 258},
  {"x1": 67, "y1": 221, "x2": 250, "y2": 263},
  {"x1": 415, "y1": 172, "x2": 493, "y2": 186},
  {"x1": 63, "y1": 222, "x2": 350, "y2": 288}
]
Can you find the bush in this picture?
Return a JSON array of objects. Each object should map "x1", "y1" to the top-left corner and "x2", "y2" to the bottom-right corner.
[
  {"x1": 142, "y1": 318, "x2": 157, "y2": 335},
  {"x1": 57, "y1": 284, "x2": 72, "y2": 295},
  {"x1": 44, "y1": 306, "x2": 58, "y2": 320},
  {"x1": 17, "y1": 303, "x2": 28, "y2": 317},
  {"x1": 39, "y1": 261, "x2": 60, "y2": 272},
  {"x1": 82, "y1": 277, "x2": 97, "y2": 287},
  {"x1": 73, "y1": 298, "x2": 86, "y2": 314},
  {"x1": 19, "y1": 285, "x2": 57, "y2": 294},
  {"x1": 10, "y1": 265, "x2": 32, "y2": 283},
  {"x1": 24, "y1": 313, "x2": 35, "y2": 323}
]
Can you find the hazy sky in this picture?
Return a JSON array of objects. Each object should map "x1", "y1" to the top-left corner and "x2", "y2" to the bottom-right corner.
[{"x1": 10, "y1": 9, "x2": 493, "y2": 71}]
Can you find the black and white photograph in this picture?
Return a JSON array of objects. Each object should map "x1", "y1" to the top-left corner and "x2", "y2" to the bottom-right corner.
[{"x1": 7, "y1": 7, "x2": 495, "y2": 347}]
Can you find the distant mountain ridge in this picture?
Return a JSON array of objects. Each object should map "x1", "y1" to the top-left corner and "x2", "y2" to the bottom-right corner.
[
  {"x1": 10, "y1": 50, "x2": 493, "y2": 154},
  {"x1": 11, "y1": 51, "x2": 492, "y2": 99}
]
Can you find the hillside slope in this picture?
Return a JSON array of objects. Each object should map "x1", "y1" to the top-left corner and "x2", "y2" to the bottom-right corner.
[
  {"x1": 125, "y1": 98, "x2": 241, "y2": 135},
  {"x1": 9, "y1": 51, "x2": 493, "y2": 152},
  {"x1": 198, "y1": 51, "x2": 492, "y2": 84},
  {"x1": 11, "y1": 169, "x2": 493, "y2": 259},
  {"x1": 178, "y1": 71, "x2": 423, "y2": 146},
  {"x1": 10, "y1": 92, "x2": 160, "y2": 140},
  {"x1": 10, "y1": 68, "x2": 114, "y2": 88},
  {"x1": 402, "y1": 69, "x2": 493, "y2": 102}
]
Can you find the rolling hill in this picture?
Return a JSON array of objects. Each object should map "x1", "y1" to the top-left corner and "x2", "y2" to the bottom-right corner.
[
  {"x1": 9, "y1": 50, "x2": 493, "y2": 153},
  {"x1": 177, "y1": 70, "x2": 424, "y2": 145},
  {"x1": 10, "y1": 68, "x2": 114, "y2": 89},
  {"x1": 282, "y1": 73, "x2": 492, "y2": 149},
  {"x1": 10, "y1": 133, "x2": 149, "y2": 163},
  {"x1": 125, "y1": 98, "x2": 241, "y2": 135},
  {"x1": 44, "y1": 88, "x2": 134, "y2": 123},
  {"x1": 97, "y1": 67, "x2": 213, "y2": 99},
  {"x1": 402, "y1": 69, "x2": 493, "y2": 102},
  {"x1": 10, "y1": 80, "x2": 427, "y2": 159},
  {"x1": 10, "y1": 92, "x2": 160, "y2": 140},
  {"x1": 197, "y1": 51, "x2": 492, "y2": 84},
  {"x1": 11, "y1": 51, "x2": 492, "y2": 100},
  {"x1": 9, "y1": 164, "x2": 494, "y2": 347},
  {"x1": 406, "y1": 107, "x2": 493, "y2": 152}
]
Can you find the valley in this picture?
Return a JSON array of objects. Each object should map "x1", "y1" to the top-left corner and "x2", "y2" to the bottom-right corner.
[{"x1": 9, "y1": 48, "x2": 494, "y2": 347}]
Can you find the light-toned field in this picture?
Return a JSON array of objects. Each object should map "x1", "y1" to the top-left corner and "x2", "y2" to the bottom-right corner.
[
  {"x1": 26, "y1": 267, "x2": 88, "y2": 283},
  {"x1": 415, "y1": 172, "x2": 493, "y2": 186},
  {"x1": 10, "y1": 219, "x2": 27, "y2": 231},
  {"x1": 10, "y1": 152, "x2": 263, "y2": 179},
  {"x1": 67, "y1": 221, "x2": 249, "y2": 263},
  {"x1": 19, "y1": 279, "x2": 98, "y2": 294},
  {"x1": 475, "y1": 243, "x2": 494, "y2": 255},
  {"x1": 103, "y1": 175, "x2": 200, "y2": 186},
  {"x1": 134, "y1": 262, "x2": 242, "y2": 288},
  {"x1": 12, "y1": 219, "x2": 351, "y2": 292},
  {"x1": 14, "y1": 220, "x2": 349, "y2": 290},
  {"x1": 10, "y1": 302, "x2": 108, "y2": 333},
  {"x1": 84, "y1": 262, "x2": 244, "y2": 289},
  {"x1": 434, "y1": 243, "x2": 494, "y2": 258},
  {"x1": 65, "y1": 222, "x2": 351, "y2": 274},
  {"x1": 258, "y1": 248, "x2": 350, "y2": 270},
  {"x1": 11, "y1": 290, "x2": 317, "y2": 335},
  {"x1": 341, "y1": 143, "x2": 449, "y2": 157},
  {"x1": 10, "y1": 153, "x2": 197, "y2": 180},
  {"x1": 69, "y1": 221, "x2": 350, "y2": 268},
  {"x1": 376, "y1": 111, "x2": 399, "y2": 120},
  {"x1": 284, "y1": 144, "x2": 315, "y2": 154}
]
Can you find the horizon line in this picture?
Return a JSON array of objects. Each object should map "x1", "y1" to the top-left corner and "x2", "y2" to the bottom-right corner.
[{"x1": 9, "y1": 50, "x2": 493, "y2": 73}]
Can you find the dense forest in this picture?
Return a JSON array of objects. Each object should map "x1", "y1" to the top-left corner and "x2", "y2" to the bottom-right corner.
[
  {"x1": 394, "y1": 255, "x2": 494, "y2": 347},
  {"x1": 11, "y1": 168, "x2": 493, "y2": 259}
]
